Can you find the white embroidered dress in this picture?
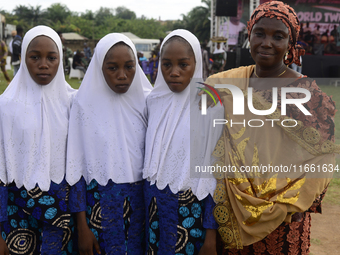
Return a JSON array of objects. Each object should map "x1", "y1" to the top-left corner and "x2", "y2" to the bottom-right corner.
[
  {"x1": 143, "y1": 29, "x2": 224, "y2": 200},
  {"x1": 66, "y1": 33, "x2": 153, "y2": 186},
  {"x1": 0, "y1": 26, "x2": 76, "y2": 191}
]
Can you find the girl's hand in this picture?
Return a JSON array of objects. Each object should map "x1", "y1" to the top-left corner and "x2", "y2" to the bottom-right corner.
[
  {"x1": 0, "y1": 237, "x2": 9, "y2": 255},
  {"x1": 77, "y1": 225, "x2": 101, "y2": 255},
  {"x1": 76, "y1": 211, "x2": 101, "y2": 255}
]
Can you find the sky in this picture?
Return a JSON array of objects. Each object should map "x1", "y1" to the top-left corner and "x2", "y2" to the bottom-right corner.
[{"x1": 0, "y1": 0, "x2": 207, "y2": 20}]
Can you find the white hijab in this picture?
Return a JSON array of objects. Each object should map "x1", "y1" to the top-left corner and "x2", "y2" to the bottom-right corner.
[
  {"x1": 143, "y1": 29, "x2": 224, "y2": 200},
  {"x1": 0, "y1": 26, "x2": 76, "y2": 191},
  {"x1": 66, "y1": 33, "x2": 153, "y2": 186}
]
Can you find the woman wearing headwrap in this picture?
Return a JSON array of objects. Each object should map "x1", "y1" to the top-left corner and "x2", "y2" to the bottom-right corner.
[
  {"x1": 0, "y1": 26, "x2": 77, "y2": 254},
  {"x1": 66, "y1": 33, "x2": 152, "y2": 254},
  {"x1": 205, "y1": 1, "x2": 339, "y2": 254}
]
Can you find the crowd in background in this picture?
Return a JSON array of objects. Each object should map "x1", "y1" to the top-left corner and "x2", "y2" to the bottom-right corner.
[
  {"x1": 298, "y1": 22, "x2": 339, "y2": 55},
  {"x1": 2, "y1": 20, "x2": 339, "y2": 85}
]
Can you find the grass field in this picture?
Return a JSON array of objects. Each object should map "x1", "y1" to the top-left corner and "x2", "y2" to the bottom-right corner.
[
  {"x1": 317, "y1": 84, "x2": 340, "y2": 205},
  {"x1": 1, "y1": 70, "x2": 339, "y2": 203}
]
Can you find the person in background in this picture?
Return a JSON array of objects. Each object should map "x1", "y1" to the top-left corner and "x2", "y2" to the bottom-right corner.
[
  {"x1": 304, "y1": 30, "x2": 315, "y2": 54},
  {"x1": 321, "y1": 29, "x2": 329, "y2": 43},
  {"x1": 330, "y1": 25, "x2": 338, "y2": 40},
  {"x1": 201, "y1": 42, "x2": 209, "y2": 80},
  {"x1": 139, "y1": 51, "x2": 147, "y2": 62},
  {"x1": 210, "y1": 42, "x2": 226, "y2": 74},
  {"x1": 303, "y1": 22, "x2": 312, "y2": 36},
  {"x1": 57, "y1": 31, "x2": 73, "y2": 74},
  {"x1": 219, "y1": 0, "x2": 246, "y2": 51},
  {"x1": 0, "y1": 40, "x2": 11, "y2": 84},
  {"x1": 137, "y1": 51, "x2": 147, "y2": 68},
  {"x1": 80, "y1": 51, "x2": 88, "y2": 68},
  {"x1": 8, "y1": 30, "x2": 16, "y2": 54},
  {"x1": 149, "y1": 50, "x2": 158, "y2": 84},
  {"x1": 83, "y1": 42, "x2": 92, "y2": 65},
  {"x1": 325, "y1": 27, "x2": 338, "y2": 54},
  {"x1": 11, "y1": 26, "x2": 23, "y2": 77},
  {"x1": 72, "y1": 50, "x2": 87, "y2": 74},
  {"x1": 313, "y1": 24, "x2": 321, "y2": 44}
]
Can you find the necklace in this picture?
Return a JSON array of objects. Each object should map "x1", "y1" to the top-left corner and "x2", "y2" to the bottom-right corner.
[{"x1": 254, "y1": 66, "x2": 287, "y2": 78}]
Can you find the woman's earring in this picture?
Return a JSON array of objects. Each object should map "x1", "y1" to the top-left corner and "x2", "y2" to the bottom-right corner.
[{"x1": 285, "y1": 52, "x2": 288, "y2": 60}]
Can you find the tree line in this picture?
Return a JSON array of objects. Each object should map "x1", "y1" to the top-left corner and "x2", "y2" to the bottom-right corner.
[{"x1": 0, "y1": 0, "x2": 211, "y2": 42}]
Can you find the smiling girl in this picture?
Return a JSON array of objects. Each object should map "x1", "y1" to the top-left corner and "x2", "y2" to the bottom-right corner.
[
  {"x1": 66, "y1": 33, "x2": 152, "y2": 255},
  {"x1": 0, "y1": 26, "x2": 77, "y2": 254}
]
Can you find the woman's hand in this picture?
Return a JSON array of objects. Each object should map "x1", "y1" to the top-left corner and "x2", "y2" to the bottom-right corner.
[
  {"x1": 76, "y1": 212, "x2": 101, "y2": 255},
  {"x1": 0, "y1": 237, "x2": 9, "y2": 255}
]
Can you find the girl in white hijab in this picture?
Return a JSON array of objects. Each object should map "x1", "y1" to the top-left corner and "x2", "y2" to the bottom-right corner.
[
  {"x1": 143, "y1": 29, "x2": 224, "y2": 254},
  {"x1": 66, "y1": 33, "x2": 152, "y2": 254},
  {"x1": 0, "y1": 26, "x2": 77, "y2": 254}
]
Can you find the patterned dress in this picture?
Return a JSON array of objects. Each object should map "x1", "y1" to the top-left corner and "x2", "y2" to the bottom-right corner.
[
  {"x1": 214, "y1": 74, "x2": 335, "y2": 255},
  {"x1": 144, "y1": 181, "x2": 218, "y2": 255},
  {"x1": 217, "y1": 189, "x2": 327, "y2": 255},
  {"x1": 0, "y1": 179, "x2": 85, "y2": 255},
  {"x1": 71, "y1": 179, "x2": 145, "y2": 255}
]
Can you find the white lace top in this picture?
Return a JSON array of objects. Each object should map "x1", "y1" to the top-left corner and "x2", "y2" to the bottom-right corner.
[
  {"x1": 0, "y1": 26, "x2": 76, "y2": 191},
  {"x1": 143, "y1": 29, "x2": 224, "y2": 200},
  {"x1": 66, "y1": 33, "x2": 153, "y2": 186}
]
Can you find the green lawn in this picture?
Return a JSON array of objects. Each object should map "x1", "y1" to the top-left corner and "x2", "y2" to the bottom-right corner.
[{"x1": 318, "y1": 85, "x2": 340, "y2": 205}]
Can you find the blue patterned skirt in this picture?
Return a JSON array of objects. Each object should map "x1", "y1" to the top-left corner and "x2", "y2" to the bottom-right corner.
[
  {"x1": 0, "y1": 180, "x2": 72, "y2": 255},
  {"x1": 73, "y1": 180, "x2": 145, "y2": 255},
  {"x1": 144, "y1": 181, "x2": 217, "y2": 255}
]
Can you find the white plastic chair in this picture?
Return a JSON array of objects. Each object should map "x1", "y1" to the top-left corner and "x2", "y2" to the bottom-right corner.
[
  {"x1": 5, "y1": 56, "x2": 11, "y2": 70},
  {"x1": 68, "y1": 57, "x2": 84, "y2": 80}
]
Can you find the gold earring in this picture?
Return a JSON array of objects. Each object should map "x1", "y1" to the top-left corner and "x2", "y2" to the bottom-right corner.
[{"x1": 285, "y1": 52, "x2": 288, "y2": 60}]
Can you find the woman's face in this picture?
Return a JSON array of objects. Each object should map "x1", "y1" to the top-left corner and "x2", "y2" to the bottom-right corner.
[
  {"x1": 102, "y1": 44, "x2": 136, "y2": 94},
  {"x1": 26, "y1": 36, "x2": 60, "y2": 85},
  {"x1": 250, "y1": 17, "x2": 290, "y2": 68}
]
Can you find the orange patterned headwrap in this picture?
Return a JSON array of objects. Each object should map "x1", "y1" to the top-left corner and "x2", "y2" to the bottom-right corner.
[{"x1": 247, "y1": 1, "x2": 305, "y2": 66}]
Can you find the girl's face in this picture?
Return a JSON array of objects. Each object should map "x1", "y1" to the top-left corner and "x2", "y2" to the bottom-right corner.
[
  {"x1": 26, "y1": 36, "x2": 60, "y2": 85},
  {"x1": 250, "y1": 17, "x2": 290, "y2": 68},
  {"x1": 161, "y1": 40, "x2": 195, "y2": 93},
  {"x1": 102, "y1": 44, "x2": 136, "y2": 94}
]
